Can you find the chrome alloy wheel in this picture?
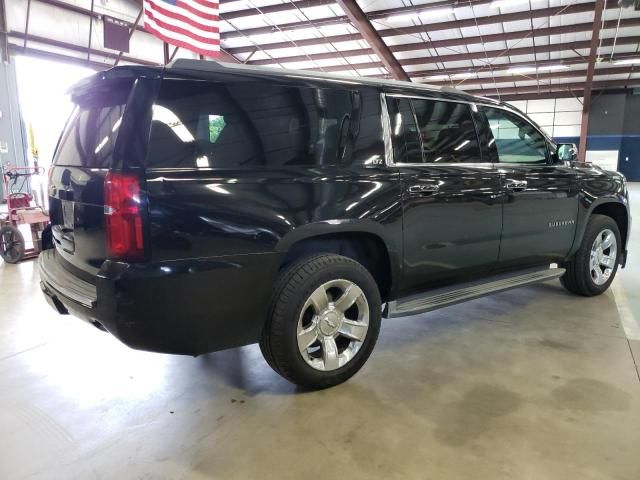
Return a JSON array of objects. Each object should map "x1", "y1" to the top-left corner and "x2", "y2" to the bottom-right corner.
[
  {"x1": 590, "y1": 228, "x2": 617, "y2": 286},
  {"x1": 297, "y1": 279, "x2": 370, "y2": 372}
]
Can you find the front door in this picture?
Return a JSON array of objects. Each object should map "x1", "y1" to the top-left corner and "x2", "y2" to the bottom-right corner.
[
  {"x1": 477, "y1": 105, "x2": 578, "y2": 266},
  {"x1": 386, "y1": 95, "x2": 503, "y2": 292}
]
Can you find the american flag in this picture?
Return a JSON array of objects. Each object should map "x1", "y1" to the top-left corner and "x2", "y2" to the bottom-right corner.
[{"x1": 143, "y1": 0, "x2": 220, "y2": 57}]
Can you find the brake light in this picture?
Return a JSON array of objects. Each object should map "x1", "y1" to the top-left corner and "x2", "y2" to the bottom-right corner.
[{"x1": 104, "y1": 172, "x2": 144, "y2": 260}]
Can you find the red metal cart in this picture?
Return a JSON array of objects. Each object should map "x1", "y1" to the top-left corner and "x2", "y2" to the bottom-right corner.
[{"x1": 0, "y1": 166, "x2": 50, "y2": 263}]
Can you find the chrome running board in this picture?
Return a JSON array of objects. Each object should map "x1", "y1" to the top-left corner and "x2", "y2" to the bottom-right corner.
[{"x1": 386, "y1": 267, "x2": 565, "y2": 318}]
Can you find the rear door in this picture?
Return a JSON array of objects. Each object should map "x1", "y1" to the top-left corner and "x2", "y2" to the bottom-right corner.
[
  {"x1": 386, "y1": 94, "x2": 503, "y2": 291},
  {"x1": 48, "y1": 77, "x2": 140, "y2": 279},
  {"x1": 477, "y1": 105, "x2": 578, "y2": 265}
]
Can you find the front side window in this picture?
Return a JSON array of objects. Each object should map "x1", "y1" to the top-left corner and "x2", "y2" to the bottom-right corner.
[
  {"x1": 480, "y1": 106, "x2": 549, "y2": 164},
  {"x1": 412, "y1": 99, "x2": 481, "y2": 163}
]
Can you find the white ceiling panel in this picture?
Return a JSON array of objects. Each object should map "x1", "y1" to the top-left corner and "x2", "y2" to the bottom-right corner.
[
  {"x1": 9, "y1": 0, "x2": 640, "y2": 101},
  {"x1": 503, "y1": 20, "x2": 534, "y2": 33},
  {"x1": 442, "y1": 60, "x2": 475, "y2": 69}
]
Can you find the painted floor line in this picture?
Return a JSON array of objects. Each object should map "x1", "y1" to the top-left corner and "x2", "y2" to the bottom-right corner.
[{"x1": 612, "y1": 281, "x2": 640, "y2": 341}]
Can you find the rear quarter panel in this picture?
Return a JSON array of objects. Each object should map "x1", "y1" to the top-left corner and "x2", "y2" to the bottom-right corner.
[{"x1": 144, "y1": 165, "x2": 403, "y2": 280}]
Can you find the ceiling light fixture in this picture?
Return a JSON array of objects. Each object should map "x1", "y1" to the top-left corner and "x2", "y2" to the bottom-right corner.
[
  {"x1": 507, "y1": 66, "x2": 537, "y2": 74},
  {"x1": 537, "y1": 64, "x2": 570, "y2": 71},
  {"x1": 613, "y1": 58, "x2": 640, "y2": 65},
  {"x1": 451, "y1": 72, "x2": 475, "y2": 79},
  {"x1": 424, "y1": 74, "x2": 450, "y2": 81},
  {"x1": 508, "y1": 65, "x2": 569, "y2": 75}
]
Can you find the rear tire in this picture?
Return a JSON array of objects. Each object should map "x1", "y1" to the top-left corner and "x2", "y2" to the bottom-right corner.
[
  {"x1": 260, "y1": 254, "x2": 381, "y2": 389},
  {"x1": 561, "y1": 214, "x2": 621, "y2": 296},
  {"x1": 0, "y1": 225, "x2": 25, "y2": 264}
]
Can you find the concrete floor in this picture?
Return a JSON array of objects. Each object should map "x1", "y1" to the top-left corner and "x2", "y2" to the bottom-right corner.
[{"x1": 1, "y1": 188, "x2": 639, "y2": 480}]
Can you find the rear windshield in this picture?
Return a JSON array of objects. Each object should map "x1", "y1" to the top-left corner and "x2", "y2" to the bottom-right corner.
[
  {"x1": 53, "y1": 80, "x2": 133, "y2": 167},
  {"x1": 146, "y1": 79, "x2": 383, "y2": 169}
]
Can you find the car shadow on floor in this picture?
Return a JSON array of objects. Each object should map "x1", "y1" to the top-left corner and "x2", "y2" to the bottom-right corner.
[{"x1": 193, "y1": 281, "x2": 624, "y2": 393}]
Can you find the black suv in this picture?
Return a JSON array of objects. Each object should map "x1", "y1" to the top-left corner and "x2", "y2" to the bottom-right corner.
[{"x1": 40, "y1": 60, "x2": 630, "y2": 389}]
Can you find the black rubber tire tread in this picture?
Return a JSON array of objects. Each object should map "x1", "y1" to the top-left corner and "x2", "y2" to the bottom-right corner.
[
  {"x1": 260, "y1": 253, "x2": 381, "y2": 389},
  {"x1": 0, "y1": 225, "x2": 25, "y2": 264},
  {"x1": 560, "y1": 214, "x2": 621, "y2": 297}
]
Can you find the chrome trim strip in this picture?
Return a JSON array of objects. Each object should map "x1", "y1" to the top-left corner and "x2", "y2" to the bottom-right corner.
[
  {"x1": 39, "y1": 249, "x2": 97, "y2": 308},
  {"x1": 382, "y1": 93, "x2": 496, "y2": 168},
  {"x1": 386, "y1": 267, "x2": 565, "y2": 318},
  {"x1": 385, "y1": 92, "x2": 475, "y2": 106},
  {"x1": 379, "y1": 93, "x2": 394, "y2": 167}
]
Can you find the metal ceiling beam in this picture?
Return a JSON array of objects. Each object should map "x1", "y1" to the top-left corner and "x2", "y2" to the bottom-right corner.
[
  {"x1": 333, "y1": 0, "x2": 409, "y2": 81},
  {"x1": 246, "y1": 17, "x2": 640, "y2": 66},
  {"x1": 36, "y1": 0, "x2": 240, "y2": 63},
  {"x1": 578, "y1": 0, "x2": 606, "y2": 162},
  {"x1": 222, "y1": 0, "x2": 494, "y2": 37},
  {"x1": 223, "y1": 0, "x2": 600, "y2": 39},
  {"x1": 221, "y1": 0, "x2": 335, "y2": 20},
  {"x1": 496, "y1": 87, "x2": 633, "y2": 102},
  {"x1": 221, "y1": 0, "x2": 492, "y2": 21},
  {"x1": 10, "y1": 43, "x2": 122, "y2": 70},
  {"x1": 288, "y1": 36, "x2": 640, "y2": 74},
  {"x1": 8, "y1": 31, "x2": 156, "y2": 65},
  {"x1": 466, "y1": 78, "x2": 639, "y2": 97},
  {"x1": 225, "y1": 0, "x2": 614, "y2": 53},
  {"x1": 402, "y1": 53, "x2": 640, "y2": 80},
  {"x1": 427, "y1": 65, "x2": 638, "y2": 88}
]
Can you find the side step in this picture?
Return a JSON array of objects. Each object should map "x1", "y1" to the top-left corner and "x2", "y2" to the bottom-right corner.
[{"x1": 386, "y1": 267, "x2": 565, "y2": 318}]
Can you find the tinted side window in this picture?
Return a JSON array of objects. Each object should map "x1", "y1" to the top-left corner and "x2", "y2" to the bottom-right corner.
[
  {"x1": 412, "y1": 99, "x2": 481, "y2": 163},
  {"x1": 54, "y1": 81, "x2": 132, "y2": 167},
  {"x1": 147, "y1": 79, "x2": 380, "y2": 169},
  {"x1": 387, "y1": 97, "x2": 422, "y2": 164},
  {"x1": 480, "y1": 106, "x2": 548, "y2": 164}
]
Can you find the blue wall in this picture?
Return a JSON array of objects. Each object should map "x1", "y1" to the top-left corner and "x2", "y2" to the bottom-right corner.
[{"x1": 551, "y1": 93, "x2": 640, "y2": 181}]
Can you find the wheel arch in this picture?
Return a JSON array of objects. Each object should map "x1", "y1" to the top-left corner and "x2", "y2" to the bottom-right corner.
[
  {"x1": 275, "y1": 222, "x2": 400, "y2": 302},
  {"x1": 571, "y1": 198, "x2": 630, "y2": 263}
]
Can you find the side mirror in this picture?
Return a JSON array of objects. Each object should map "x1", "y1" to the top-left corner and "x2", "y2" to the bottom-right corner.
[{"x1": 557, "y1": 143, "x2": 578, "y2": 162}]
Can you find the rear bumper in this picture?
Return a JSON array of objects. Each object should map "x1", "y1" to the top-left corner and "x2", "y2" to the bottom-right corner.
[{"x1": 39, "y1": 248, "x2": 281, "y2": 355}]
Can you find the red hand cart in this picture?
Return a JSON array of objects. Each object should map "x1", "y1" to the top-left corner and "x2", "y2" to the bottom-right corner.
[{"x1": 0, "y1": 166, "x2": 50, "y2": 263}]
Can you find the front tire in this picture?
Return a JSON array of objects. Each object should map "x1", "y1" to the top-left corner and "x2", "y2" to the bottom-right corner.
[
  {"x1": 260, "y1": 254, "x2": 381, "y2": 389},
  {"x1": 561, "y1": 214, "x2": 621, "y2": 296}
]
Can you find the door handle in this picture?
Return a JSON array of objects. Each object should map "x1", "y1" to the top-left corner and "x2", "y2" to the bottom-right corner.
[
  {"x1": 408, "y1": 184, "x2": 439, "y2": 195},
  {"x1": 504, "y1": 179, "x2": 528, "y2": 191}
]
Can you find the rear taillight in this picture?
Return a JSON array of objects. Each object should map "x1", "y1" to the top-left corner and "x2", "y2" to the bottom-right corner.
[{"x1": 104, "y1": 172, "x2": 144, "y2": 260}]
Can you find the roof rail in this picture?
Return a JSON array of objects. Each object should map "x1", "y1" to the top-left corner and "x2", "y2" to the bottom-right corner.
[{"x1": 168, "y1": 59, "x2": 478, "y2": 99}]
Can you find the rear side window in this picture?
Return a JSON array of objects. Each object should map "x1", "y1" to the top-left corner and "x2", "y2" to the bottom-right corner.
[
  {"x1": 412, "y1": 99, "x2": 481, "y2": 163},
  {"x1": 387, "y1": 96, "x2": 481, "y2": 164},
  {"x1": 146, "y1": 79, "x2": 383, "y2": 169},
  {"x1": 387, "y1": 97, "x2": 422, "y2": 164},
  {"x1": 54, "y1": 80, "x2": 132, "y2": 167}
]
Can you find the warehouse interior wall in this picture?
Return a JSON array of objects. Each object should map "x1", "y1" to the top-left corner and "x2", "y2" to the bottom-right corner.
[
  {"x1": 509, "y1": 92, "x2": 640, "y2": 179},
  {"x1": 587, "y1": 92, "x2": 640, "y2": 180},
  {"x1": 0, "y1": 53, "x2": 29, "y2": 201}
]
